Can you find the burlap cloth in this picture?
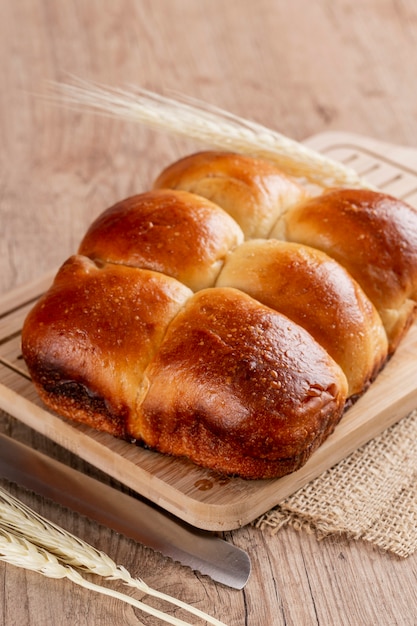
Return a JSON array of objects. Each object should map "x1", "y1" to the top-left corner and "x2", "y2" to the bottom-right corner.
[{"x1": 255, "y1": 409, "x2": 417, "y2": 558}]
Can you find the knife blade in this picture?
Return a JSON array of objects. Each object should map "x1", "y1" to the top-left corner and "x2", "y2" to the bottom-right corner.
[{"x1": 0, "y1": 433, "x2": 251, "y2": 589}]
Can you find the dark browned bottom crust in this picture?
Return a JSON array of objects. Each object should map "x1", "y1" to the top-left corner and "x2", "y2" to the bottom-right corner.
[
  {"x1": 29, "y1": 355, "x2": 390, "y2": 481},
  {"x1": 32, "y1": 379, "x2": 128, "y2": 439},
  {"x1": 137, "y1": 404, "x2": 345, "y2": 481}
]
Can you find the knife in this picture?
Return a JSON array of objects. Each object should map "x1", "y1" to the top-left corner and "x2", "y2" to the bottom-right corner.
[{"x1": 0, "y1": 433, "x2": 251, "y2": 589}]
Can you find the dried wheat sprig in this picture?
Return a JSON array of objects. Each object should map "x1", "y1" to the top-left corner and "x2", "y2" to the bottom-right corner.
[
  {"x1": 0, "y1": 529, "x2": 207, "y2": 626},
  {"x1": 47, "y1": 76, "x2": 373, "y2": 190},
  {"x1": 0, "y1": 488, "x2": 227, "y2": 626}
]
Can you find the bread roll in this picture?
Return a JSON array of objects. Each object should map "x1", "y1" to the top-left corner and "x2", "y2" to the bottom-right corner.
[
  {"x1": 21, "y1": 150, "x2": 417, "y2": 480},
  {"x1": 136, "y1": 288, "x2": 348, "y2": 479},
  {"x1": 153, "y1": 151, "x2": 307, "y2": 239},
  {"x1": 79, "y1": 188, "x2": 244, "y2": 291},
  {"x1": 21, "y1": 255, "x2": 192, "y2": 437},
  {"x1": 271, "y1": 188, "x2": 417, "y2": 352},
  {"x1": 216, "y1": 239, "x2": 388, "y2": 397}
]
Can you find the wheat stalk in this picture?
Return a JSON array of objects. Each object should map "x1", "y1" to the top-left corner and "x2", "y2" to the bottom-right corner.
[
  {"x1": 0, "y1": 529, "x2": 203, "y2": 626},
  {"x1": 0, "y1": 487, "x2": 227, "y2": 626},
  {"x1": 46, "y1": 76, "x2": 373, "y2": 190}
]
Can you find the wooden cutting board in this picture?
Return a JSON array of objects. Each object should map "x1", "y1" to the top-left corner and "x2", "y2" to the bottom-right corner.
[{"x1": 1, "y1": 131, "x2": 417, "y2": 531}]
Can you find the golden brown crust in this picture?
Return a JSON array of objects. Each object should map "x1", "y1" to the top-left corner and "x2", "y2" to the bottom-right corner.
[
  {"x1": 153, "y1": 151, "x2": 307, "y2": 239},
  {"x1": 271, "y1": 188, "x2": 417, "y2": 351},
  {"x1": 216, "y1": 240, "x2": 388, "y2": 397},
  {"x1": 78, "y1": 189, "x2": 243, "y2": 291},
  {"x1": 21, "y1": 255, "x2": 192, "y2": 437},
  {"x1": 135, "y1": 288, "x2": 348, "y2": 479}
]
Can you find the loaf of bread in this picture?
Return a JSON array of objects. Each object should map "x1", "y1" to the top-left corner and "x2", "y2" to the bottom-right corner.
[{"x1": 21, "y1": 151, "x2": 417, "y2": 479}]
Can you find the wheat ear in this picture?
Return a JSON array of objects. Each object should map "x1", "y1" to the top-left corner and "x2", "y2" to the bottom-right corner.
[
  {"x1": 47, "y1": 77, "x2": 372, "y2": 190},
  {"x1": 0, "y1": 487, "x2": 227, "y2": 626}
]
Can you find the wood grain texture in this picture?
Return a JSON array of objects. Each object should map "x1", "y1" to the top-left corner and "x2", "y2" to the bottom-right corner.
[{"x1": 2, "y1": 0, "x2": 417, "y2": 624}]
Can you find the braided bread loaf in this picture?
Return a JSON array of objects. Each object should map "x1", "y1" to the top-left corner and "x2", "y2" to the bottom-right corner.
[{"x1": 21, "y1": 151, "x2": 417, "y2": 479}]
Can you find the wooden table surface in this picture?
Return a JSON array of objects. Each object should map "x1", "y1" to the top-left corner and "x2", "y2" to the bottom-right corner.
[{"x1": 2, "y1": 1, "x2": 417, "y2": 624}]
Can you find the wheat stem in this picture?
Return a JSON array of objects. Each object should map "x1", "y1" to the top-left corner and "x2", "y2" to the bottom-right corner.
[
  {"x1": 0, "y1": 529, "x2": 201, "y2": 626},
  {"x1": 46, "y1": 76, "x2": 373, "y2": 190},
  {"x1": 0, "y1": 487, "x2": 227, "y2": 626}
]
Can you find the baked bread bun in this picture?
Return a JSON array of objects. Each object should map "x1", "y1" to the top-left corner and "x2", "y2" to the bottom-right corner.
[
  {"x1": 21, "y1": 150, "x2": 417, "y2": 479},
  {"x1": 153, "y1": 151, "x2": 307, "y2": 239},
  {"x1": 271, "y1": 188, "x2": 417, "y2": 352},
  {"x1": 135, "y1": 288, "x2": 348, "y2": 479},
  {"x1": 21, "y1": 255, "x2": 192, "y2": 437},
  {"x1": 216, "y1": 239, "x2": 388, "y2": 397},
  {"x1": 78, "y1": 188, "x2": 244, "y2": 291}
]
